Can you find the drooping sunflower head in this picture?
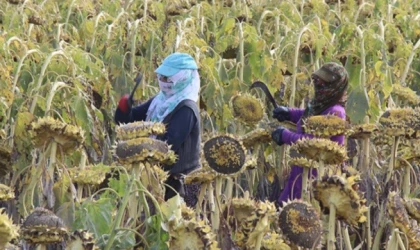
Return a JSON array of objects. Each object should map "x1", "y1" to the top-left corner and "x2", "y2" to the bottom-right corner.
[
  {"x1": 0, "y1": 144, "x2": 12, "y2": 177},
  {"x1": 184, "y1": 168, "x2": 217, "y2": 184},
  {"x1": 289, "y1": 157, "x2": 318, "y2": 169},
  {"x1": 231, "y1": 191, "x2": 256, "y2": 222},
  {"x1": 113, "y1": 137, "x2": 177, "y2": 165},
  {"x1": 231, "y1": 93, "x2": 265, "y2": 126},
  {"x1": 203, "y1": 134, "x2": 246, "y2": 176},
  {"x1": 291, "y1": 138, "x2": 347, "y2": 165},
  {"x1": 168, "y1": 219, "x2": 220, "y2": 250},
  {"x1": 303, "y1": 115, "x2": 348, "y2": 137},
  {"x1": 313, "y1": 173, "x2": 367, "y2": 226},
  {"x1": 392, "y1": 84, "x2": 420, "y2": 105},
  {"x1": 404, "y1": 198, "x2": 420, "y2": 222},
  {"x1": 115, "y1": 121, "x2": 166, "y2": 140},
  {"x1": 378, "y1": 108, "x2": 417, "y2": 137},
  {"x1": 21, "y1": 207, "x2": 68, "y2": 244},
  {"x1": 29, "y1": 116, "x2": 85, "y2": 152},
  {"x1": 67, "y1": 230, "x2": 99, "y2": 250},
  {"x1": 0, "y1": 208, "x2": 19, "y2": 248},
  {"x1": 68, "y1": 164, "x2": 111, "y2": 186},
  {"x1": 348, "y1": 123, "x2": 379, "y2": 139},
  {"x1": 0, "y1": 184, "x2": 14, "y2": 201},
  {"x1": 240, "y1": 128, "x2": 271, "y2": 148},
  {"x1": 278, "y1": 200, "x2": 322, "y2": 249}
]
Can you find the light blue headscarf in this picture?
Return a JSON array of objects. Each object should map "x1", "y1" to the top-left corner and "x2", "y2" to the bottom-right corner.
[{"x1": 146, "y1": 69, "x2": 200, "y2": 122}]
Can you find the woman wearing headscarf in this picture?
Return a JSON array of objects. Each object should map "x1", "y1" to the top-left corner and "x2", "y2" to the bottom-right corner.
[
  {"x1": 115, "y1": 52, "x2": 201, "y2": 207},
  {"x1": 271, "y1": 62, "x2": 349, "y2": 204}
]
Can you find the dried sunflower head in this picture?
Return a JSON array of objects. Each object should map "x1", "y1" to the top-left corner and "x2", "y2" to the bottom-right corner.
[
  {"x1": 203, "y1": 134, "x2": 246, "y2": 176},
  {"x1": 371, "y1": 131, "x2": 394, "y2": 146},
  {"x1": 231, "y1": 191, "x2": 257, "y2": 222},
  {"x1": 0, "y1": 144, "x2": 12, "y2": 177},
  {"x1": 291, "y1": 138, "x2": 347, "y2": 165},
  {"x1": 184, "y1": 168, "x2": 217, "y2": 184},
  {"x1": 0, "y1": 184, "x2": 14, "y2": 201},
  {"x1": 289, "y1": 157, "x2": 318, "y2": 169},
  {"x1": 348, "y1": 123, "x2": 379, "y2": 139},
  {"x1": 404, "y1": 198, "x2": 420, "y2": 222},
  {"x1": 231, "y1": 93, "x2": 264, "y2": 126},
  {"x1": 168, "y1": 219, "x2": 220, "y2": 250},
  {"x1": 68, "y1": 163, "x2": 111, "y2": 186},
  {"x1": 262, "y1": 233, "x2": 291, "y2": 250},
  {"x1": 115, "y1": 121, "x2": 166, "y2": 140},
  {"x1": 378, "y1": 108, "x2": 417, "y2": 137},
  {"x1": 313, "y1": 173, "x2": 367, "y2": 226},
  {"x1": 113, "y1": 137, "x2": 177, "y2": 165},
  {"x1": 240, "y1": 128, "x2": 271, "y2": 148},
  {"x1": 303, "y1": 115, "x2": 348, "y2": 137},
  {"x1": 29, "y1": 116, "x2": 85, "y2": 152},
  {"x1": 392, "y1": 84, "x2": 420, "y2": 105},
  {"x1": 278, "y1": 200, "x2": 322, "y2": 249},
  {"x1": 21, "y1": 207, "x2": 68, "y2": 244},
  {"x1": 0, "y1": 208, "x2": 19, "y2": 248},
  {"x1": 67, "y1": 230, "x2": 99, "y2": 250}
]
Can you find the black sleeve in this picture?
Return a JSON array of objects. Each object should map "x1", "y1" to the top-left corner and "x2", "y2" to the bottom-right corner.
[
  {"x1": 114, "y1": 97, "x2": 154, "y2": 125},
  {"x1": 162, "y1": 106, "x2": 197, "y2": 152}
]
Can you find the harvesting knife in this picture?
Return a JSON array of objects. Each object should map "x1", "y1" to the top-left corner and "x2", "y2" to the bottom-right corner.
[
  {"x1": 128, "y1": 72, "x2": 143, "y2": 106},
  {"x1": 249, "y1": 81, "x2": 279, "y2": 109}
]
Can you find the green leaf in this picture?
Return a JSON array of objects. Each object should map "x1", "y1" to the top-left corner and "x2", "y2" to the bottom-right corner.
[
  {"x1": 346, "y1": 85, "x2": 369, "y2": 124},
  {"x1": 74, "y1": 197, "x2": 114, "y2": 237}
]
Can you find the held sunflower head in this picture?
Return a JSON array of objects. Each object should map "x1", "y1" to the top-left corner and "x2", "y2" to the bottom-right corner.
[
  {"x1": 303, "y1": 115, "x2": 348, "y2": 137},
  {"x1": 0, "y1": 208, "x2": 19, "y2": 248},
  {"x1": 115, "y1": 121, "x2": 166, "y2": 140},
  {"x1": 313, "y1": 173, "x2": 367, "y2": 226},
  {"x1": 231, "y1": 93, "x2": 265, "y2": 126},
  {"x1": 203, "y1": 134, "x2": 246, "y2": 176},
  {"x1": 113, "y1": 137, "x2": 177, "y2": 165},
  {"x1": 291, "y1": 138, "x2": 347, "y2": 165},
  {"x1": 29, "y1": 116, "x2": 85, "y2": 152},
  {"x1": 278, "y1": 200, "x2": 322, "y2": 249},
  {"x1": 21, "y1": 207, "x2": 68, "y2": 244},
  {"x1": 240, "y1": 128, "x2": 271, "y2": 148}
]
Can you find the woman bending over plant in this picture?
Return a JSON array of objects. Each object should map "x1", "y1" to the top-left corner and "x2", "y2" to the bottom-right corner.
[
  {"x1": 271, "y1": 62, "x2": 349, "y2": 204},
  {"x1": 115, "y1": 52, "x2": 201, "y2": 207}
]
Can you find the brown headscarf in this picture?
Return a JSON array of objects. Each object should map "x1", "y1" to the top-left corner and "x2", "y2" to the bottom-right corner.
[{"x1": 302, "y1": 62, "x2": 349, "y2": 119}]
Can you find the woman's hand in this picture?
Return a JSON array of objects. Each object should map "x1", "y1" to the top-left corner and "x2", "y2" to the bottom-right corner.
[
  {"x1": 272, "y1": 126, "x2": 286, "y2": 146},
  {"x1": 118, "y1": 94, "x2": 132, "y2": 113},
  {"x1": 272, "y1": 106, "x2": 290, "y2": 122}
]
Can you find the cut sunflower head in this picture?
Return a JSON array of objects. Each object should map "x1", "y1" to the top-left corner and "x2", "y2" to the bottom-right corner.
[
  {"x1": 203, "y1": 134, "x2": 246, "y2": 176},
  {"x1": 168, "y1": 219, "x2": 220, "y2": 250},
  {"x1": 278, "y1": 200, "x2": 322, "y2": 249},
  {"x1": 313, "y1": 173, "x2": 367, "y2": 226},
  {"x1": 231, "y1": 93, "x2": 265, "y2": 126},
  {"x1": 303, "y1": 115, "x2": 348, "y2": 137},
  {"x1": 0, "y1": 208, "x2": 19, "y2": 248},
  {"x1": 68, "y1": 163, "x2": 111, "y2": 186},
  {"x1": 0, "y1": 184, "x2": 14, "y2": 201},
  {"x1": 0, "y1": 144, "x2": 12, "y2": 177},
  {"x1": 115, "y1": 121, "x2": 166, "y2": 140},
  {"x1": 291, "y1": 138, "x2": 347, "y2": 165},
  {"x1": 392, "y1": 84, "x2": 420, "y2": 105},
  {"x1": 29, "y1": 116, "x2": 84, "y2": 152},
  {"x1": 21, "y1": 207, "x2": 68, "y2": 244},
  {"x1": 240, "y1": 128, "x2": 271, "y2": 148},
  {"x1": 114, "y1": 137, "x2": 177, "y2": 165}
]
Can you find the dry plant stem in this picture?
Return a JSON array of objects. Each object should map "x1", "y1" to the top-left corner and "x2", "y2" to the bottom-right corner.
[
  {"x1": 254, "y1": 215, "x2": 268, "y2": 250},
  {"x1": 343, "y1": 226, "x2": 352, "y2": 250},
  {"x1": 361, "y1": 116, "x2": 370, "y2": 175},
  {"x1": 301, "y1": 167, "x2": 310, "y2": 201},
  {"x1": 365, "y1": 205, "x2": 372, "y2": 249},
  {"x1": 213, "y1": 176, "x2": 223, "y2": 232},
  {"x1": 196, "y1": 182, "x2": 208, "y2": 219},
  {"x1": 403, "y1": 162, "x2": 412, "y2": 198},
  {"x1": 225, "y1": 177, "x2": 233, "y2": 201},
  {"x1": 46, "y1": 141, "x2": 57, "y2": 208},
  {"x1": 386, "y1": 136, "x2": 400, "y2": 183},
  {"x1": 395, "y1": 231, "x2": 406, "y2": 250},
  {"x1": 318, "y1": 160, "x2": 325, "y2": 180},
  {"x1": 128, "y1": 165, "x2": 141, "y2": 220},
  {"x1": 385, "y1": 230, "x2": 398, "y2": 250},
  {"x1": 401, "y1": 37, "x2": 420, "y2": 84},
  {"x1": 327, "y1": 204, "x2": 337, "y2": 250},
  {"x1": 77, "y1": 151, "x2": 87, "y2": 201},
  {"x1": 208, "y1": 182, "x2": 217, "y2": 231},
  {"x1": 372, "y1": 203, "x2": 386, "y2": 250}
]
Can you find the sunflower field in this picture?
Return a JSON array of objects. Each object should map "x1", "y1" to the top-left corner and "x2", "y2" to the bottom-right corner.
[{"x1": 1, "y1": 0, "x2": 420, "y2": 249}]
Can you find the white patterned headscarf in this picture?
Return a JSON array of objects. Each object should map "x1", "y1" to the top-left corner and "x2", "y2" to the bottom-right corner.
[{"x1": 146, "y1": 69, "x2": 200, "y2": 122}]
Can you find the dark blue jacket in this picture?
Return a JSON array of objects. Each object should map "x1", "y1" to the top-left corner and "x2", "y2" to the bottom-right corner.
[{"x1": 115, "y1": 97, "x2": 201, "y2": 174}]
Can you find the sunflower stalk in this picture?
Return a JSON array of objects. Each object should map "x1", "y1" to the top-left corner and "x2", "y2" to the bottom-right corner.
[
  {"x1": 372, "y1": 203, "x2": 386, "y2": 250},
  {"x1": 386, "y1": 136, "x2": 400, "y2": 183},
  {"x1": 209, "y1": 182, "x2": 217, "y2": 231},
  {"x1": 213, "y1": 176, "x2": 223, "y2": 232},
  {"x1": 403, "y1": 160, "x2": 413, "y2": 199},
  {"x1": 395, "y1": 231, "x2": 406, "y2": 250},
  {"x1": 343, "y1": 226, "x2": 352, "y2": 250},
  {"x1": 46, "y1": 141, "x2": 57, "y2": 208},
  {"x1": 361, "y1": 116, "x2": 370, "y2": 176},
  {"x1": 327, "y1": 204, "x2": 336, "y2": 250},
  {"x1": 254, "y1": 214, "x2": 268, "y2": 250},
  {"x1": 301, "y1": 167, "x2": 310, "y2": 201},
  {"x1": 76, "y1": 150, "x2": 87, "y2": 201},
  {"x1": 225, "y1": 177, "x2": 233, "y2": 202},
  {"x1": 196, "y1": 182, "x2": 208, "y2": 219}
]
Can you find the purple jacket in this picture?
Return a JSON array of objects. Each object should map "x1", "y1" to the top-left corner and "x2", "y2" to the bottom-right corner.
[{"x1": 278, "y1": 104, "x2": 346, "y2": 204}]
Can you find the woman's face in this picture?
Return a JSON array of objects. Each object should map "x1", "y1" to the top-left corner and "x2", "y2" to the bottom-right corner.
[{"x1": 311, "y1": 74, "x2": 329, "y2": 97}]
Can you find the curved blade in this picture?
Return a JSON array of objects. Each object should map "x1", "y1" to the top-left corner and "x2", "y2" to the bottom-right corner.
[
  {"x1": 249, "y1": 81, "x2": 279, "y2": 108},
  {"x1": 129, "y1": 72, "x2": 143, "y2": 104}
]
